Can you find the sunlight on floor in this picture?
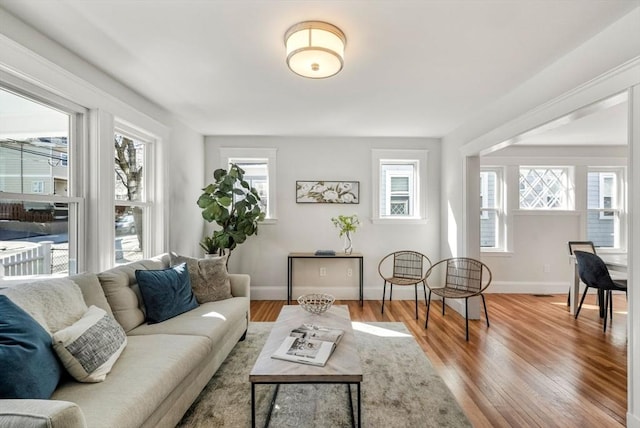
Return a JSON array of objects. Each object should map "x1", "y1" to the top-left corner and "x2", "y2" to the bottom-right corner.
[
  {"x1": 351, "y1": 321, "x2": 411, "y2": 337},
  {"x1": 549, "y1": 302, "x2": 627, "y2": 315}
]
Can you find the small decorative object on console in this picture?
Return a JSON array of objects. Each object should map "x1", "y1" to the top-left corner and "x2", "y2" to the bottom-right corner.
[
  {"x1": 314, "y1": 250, "x2": 336, "y2": 256},
  {"x1": 297, "y1": 293, "x2": 335, "y2": 315}
]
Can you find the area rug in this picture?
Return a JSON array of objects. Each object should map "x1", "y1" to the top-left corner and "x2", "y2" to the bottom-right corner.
[{"x1": 177, "y1": 322, "x2": 471, "y2": 427}]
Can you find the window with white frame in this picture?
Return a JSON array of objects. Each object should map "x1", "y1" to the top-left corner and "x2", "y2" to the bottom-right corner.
[
  {"x1": 519, "y1": 167, "x2": 571, "y2": 209},
  {"x1": 114, "y1": 128, "x2": 154, "y2": 264},
  {"x1": 0, "y1": 85, "x2": 85, "y2": 276},
  {"x1": 372, "y1": 149, "x2": 427, "y2": 221},
  {"x1": 587, "y1": 169, "x2": 623, "y2": 248},
  {"x1": 480, "y1": 168, "x2": 503, "y2": 249},
  {"x1": 219, "y1": 148, "x2": 277, "y2": 221}
]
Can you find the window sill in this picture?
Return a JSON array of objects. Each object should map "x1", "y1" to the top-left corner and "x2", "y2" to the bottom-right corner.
[
  {"x1": 371, "y1": 217, "x2": 428, "y2": 225},
  {"x1": 480, "y1": 250, "x2": 514, "y2": 257},
  {"x1": 260, "y1": 218, "x2": 278, "y2": 225}
]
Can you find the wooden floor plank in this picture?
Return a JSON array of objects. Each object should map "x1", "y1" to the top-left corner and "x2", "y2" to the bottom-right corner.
[{"x1": 250, "y1": 293, "x2": 626, "y2": 427}]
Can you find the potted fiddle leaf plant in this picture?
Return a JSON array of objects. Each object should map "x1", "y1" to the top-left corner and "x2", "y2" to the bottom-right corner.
[{"x1": 197, "y1": 163, "x2": 265, "y2": 261}]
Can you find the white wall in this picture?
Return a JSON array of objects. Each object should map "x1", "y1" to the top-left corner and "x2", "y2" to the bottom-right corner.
[
  {"x1": 204, "y1": 136, "x2": 440, "y2": 301},
  {"x1": 167, "y1": 119, "x2": 205, "y2": 256}
]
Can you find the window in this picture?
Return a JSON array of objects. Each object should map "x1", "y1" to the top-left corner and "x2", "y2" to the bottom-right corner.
[
  {"x1": 0, "y1": 86, "x2": 84, "y2": 276},
  {"x1": 587, "y1": 170, "x2": 622, "y2": 248},
  {"x1": 372, "y1": 149, "x2": 427, "y2": 222},
  {"x1": 385, "y1": 165, "x2": 413, "y2": 216},
  {"x1": 519, "y1": 167, "x2": 571, "y2": 209},
  {"x1": 219, "y1": 148, "x2": 277, "y2": 221},
  {"x1": 114, "y1": 129, "x2": 153, "y2": 264},
  {"x1": 480, "y1": 169, "x2": 503, "y2": 249}
]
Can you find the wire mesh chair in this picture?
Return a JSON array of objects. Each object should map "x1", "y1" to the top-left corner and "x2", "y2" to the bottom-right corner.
[
  {"x1": 378, "y1": 250, "x2": 431, "y2": 319},
  {"x1": 424, "y1": 258, "x2": 492, "y2": 341},
  {"x1": 567, "y1": 241, "x2": 596, "y2": 307},
  {"x1": 574, "y1": 251, "x2": 627, "y2": 332}
]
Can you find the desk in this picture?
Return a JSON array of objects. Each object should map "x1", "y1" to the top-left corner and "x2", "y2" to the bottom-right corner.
[
  {"x1": 287, "y1": 252, "x2": 364, "y2": 306},
  {"x1": 569, "y1": 254, "x2": 627, "y2": 315}
]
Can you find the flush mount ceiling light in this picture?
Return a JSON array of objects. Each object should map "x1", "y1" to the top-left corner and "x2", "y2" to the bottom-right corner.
[{"x1": 285, "y1": 21, "x2": 346, "y2": 79}]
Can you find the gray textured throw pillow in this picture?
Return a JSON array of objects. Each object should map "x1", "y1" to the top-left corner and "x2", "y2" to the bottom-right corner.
[{"x1": 170, "y1": 253, "x2": 233, "y2": 303}]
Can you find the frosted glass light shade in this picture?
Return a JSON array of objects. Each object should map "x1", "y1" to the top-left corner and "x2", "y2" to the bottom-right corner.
[{"x1": 285, "y1": 21, "x2": 346, "y2": 79}]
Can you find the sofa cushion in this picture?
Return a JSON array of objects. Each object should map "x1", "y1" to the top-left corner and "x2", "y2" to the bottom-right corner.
[
  {"x1": 97, "y1": 255, "x2": 170, "y2": 332},
  {"x1": 0, "y1": 278, "x2": 88, "y2": 333},
  {"x1": 0, "y1": 296, "x2": 63, "y2": 399},
  {"x1": 128, "y1": 296, "x2": 249, "y2": 344},
  {"x1": 51, "y1": 334, "x2": 210, "y2": 428},
  {"x1": 170, "y1": 253, "x2": 232, "y2": 303},
  {"x1": 69, "y1": 272, "x2": 114, "y2": 316},
  {"x1": 53, "y1": 306, "x2": 127, "y2": 383},
  {"x1": 135, "y1": 263, "x2": 199, "y2": 324}
]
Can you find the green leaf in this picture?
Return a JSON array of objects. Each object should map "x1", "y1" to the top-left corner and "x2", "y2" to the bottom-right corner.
[
  {"x1": 245, "y1": 193, "x2": 257, "y2": 204},
  {"x1": 218, "y1": 196, "x2": 232, "y2": 207},
  {"x1": 196, "y1": 194, "x2": 213, "y2": 208},
  {"x1": 213, "y1": 168, "x2": 226, "y2": 181}
]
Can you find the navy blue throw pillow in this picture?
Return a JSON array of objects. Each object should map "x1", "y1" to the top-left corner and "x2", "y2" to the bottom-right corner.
[
  {"x1": 0, "y1": 295, "x2": 63, "y2": 399},
  {"x1": 135, "y1": 262, "x2": 199, "y2": 324}
]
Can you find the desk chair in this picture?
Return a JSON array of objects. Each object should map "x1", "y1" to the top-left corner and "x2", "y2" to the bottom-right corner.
[
  {"x1": 567, "y1": 241, "x2": 596, "y2": 307},
  {"x1": 574, "y1": 251, "x2": 627, "y2": 332}
]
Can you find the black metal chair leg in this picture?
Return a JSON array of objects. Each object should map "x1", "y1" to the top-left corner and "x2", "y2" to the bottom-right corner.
[
  {"x1": 575, "y1": 286, "x2": 590, "y2": 319},
  {"x1": 414, "y1": 284, "x2": 418, "y2": 319},
  {"x1": 603, "y1": 290, "x2": 609, "y2": 332},
  {"x1": 609, "y1": 290, "x2": 613, "y2": 322},
  {"x1": 425, "y1": 290, "x2": 432, "y2": 328},
  {"x1": 381, "y1": 280, "x2": 387, "y2": 314},
  {"x1": 442, "y1": 298, "x2": 445, "y2": 315},
  {"x1": 481, "y1": 294, "x2": 490, "y2": 327},
  {"x1": 422, "y1": 281, "x2": 427, "y2": 308},
  {"x1": 465, "y1": 297, "x2": 469, "y2": 341}
]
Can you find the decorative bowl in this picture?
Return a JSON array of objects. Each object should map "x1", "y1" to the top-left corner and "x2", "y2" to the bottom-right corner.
[{"x1": 297, "y1": 293, "x2": 335, "y2": 315}]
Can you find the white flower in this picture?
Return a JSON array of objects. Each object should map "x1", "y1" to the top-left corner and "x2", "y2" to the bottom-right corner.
[
  {"x1": 338, "y1": 182, "x2": 352, "y2": 192},
  {"x1": 340, "y1": 193, "x2": 355, "y2": 203},
  {"x1": 311, "y1": 184, "x2": 327, "y2": 193},
  {"x1": 299, "y1": 183, "x2": 312, "y2": 193},
  {"x1": 322, "y1": 190, "x2": 339, "y2": 201}
]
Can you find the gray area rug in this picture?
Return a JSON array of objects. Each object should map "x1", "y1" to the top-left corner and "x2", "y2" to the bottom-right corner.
[{"x1": 177, "y1": 322, "x2": 471, "y2": 427}]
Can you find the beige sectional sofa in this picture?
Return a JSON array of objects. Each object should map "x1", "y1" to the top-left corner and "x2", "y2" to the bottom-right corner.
[{"x1": 0, "y1": 254, "x2": 250, "y2": 428}]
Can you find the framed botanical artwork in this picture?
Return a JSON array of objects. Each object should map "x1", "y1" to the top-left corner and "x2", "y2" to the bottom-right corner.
[{"x1": 296, "y1": 181, "x2": 359, "y2": 204}]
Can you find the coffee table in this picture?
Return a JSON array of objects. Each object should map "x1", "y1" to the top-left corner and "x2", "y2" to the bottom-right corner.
[{"x1": 249, "y1": 305, "x2": 363, "y2": 427}]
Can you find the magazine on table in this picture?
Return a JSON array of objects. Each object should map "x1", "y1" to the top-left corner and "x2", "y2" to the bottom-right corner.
[{"x1": 271, "y1": 324, "x2": 345, "y2": 367}]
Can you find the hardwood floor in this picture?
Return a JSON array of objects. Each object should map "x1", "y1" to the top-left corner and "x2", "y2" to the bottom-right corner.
[{"x1": 250, "y1": 293, "x2": 627, "y2": 428}]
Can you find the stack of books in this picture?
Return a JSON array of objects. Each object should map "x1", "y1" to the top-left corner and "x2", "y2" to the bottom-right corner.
[{"x1": 314, "y1": 250, "x2": 336, "y2": 256}]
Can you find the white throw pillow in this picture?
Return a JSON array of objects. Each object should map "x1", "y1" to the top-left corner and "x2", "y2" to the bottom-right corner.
[
  {"x1": 0, "y1": 278, "x2": 88, "y2": 333},
  {"x1": 53, "y1": 306, "x2": 127, "y2": 382}
]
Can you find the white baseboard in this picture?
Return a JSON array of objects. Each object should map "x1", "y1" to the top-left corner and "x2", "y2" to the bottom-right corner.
[
  {"x1": 250, "y1": 281, "x2": 589, "y2": 300},
  {"x1": 628, "y1": 412, "x2": 640, "y2": 428},
  {"x1": 487, "y1": 281, "x2": 571, "y2": 294},
  {"x1": 250, "y1": 285, "x2": 432, "y2": 301}
]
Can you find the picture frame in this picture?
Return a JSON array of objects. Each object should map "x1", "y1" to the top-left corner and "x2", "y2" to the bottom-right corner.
[{"x1": 296, "y1": 181, "x2": 359, "y2": 204}]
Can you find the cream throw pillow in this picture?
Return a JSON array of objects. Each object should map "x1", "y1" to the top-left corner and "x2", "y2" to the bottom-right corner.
[
  {"x1": 170, "y1": 253, "x2": 232, "y2": 303},
  {"x1": 0, "y1": 278, "x2": 88, "y2": 334},
  {"x1": 53, "y1": 306, "x2": 127, "y2": 383}
]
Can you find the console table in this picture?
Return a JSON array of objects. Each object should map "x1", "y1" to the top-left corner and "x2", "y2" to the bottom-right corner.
[{"x1": 287, "y1": 252, "x2": 364, "y2": 306}]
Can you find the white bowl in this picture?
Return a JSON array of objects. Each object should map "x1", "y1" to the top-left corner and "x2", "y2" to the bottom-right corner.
[{"x1": 297, "y1": 293, "x2": 335, "y2": 315}]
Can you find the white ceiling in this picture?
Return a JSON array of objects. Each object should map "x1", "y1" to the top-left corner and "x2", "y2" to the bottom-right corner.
[{"x1": 0, "y1": 0, "x2": 637, "y2": 140}]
